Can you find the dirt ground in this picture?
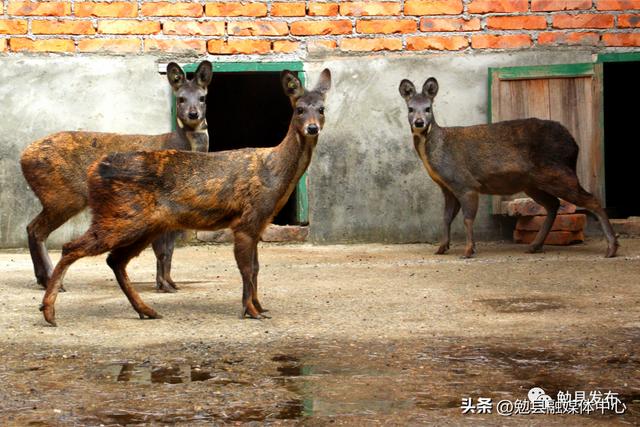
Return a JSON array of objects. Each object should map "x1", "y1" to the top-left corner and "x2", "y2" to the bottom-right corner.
[{"x1": 0, "y1": 238, "x2": 639, "y2": 425}]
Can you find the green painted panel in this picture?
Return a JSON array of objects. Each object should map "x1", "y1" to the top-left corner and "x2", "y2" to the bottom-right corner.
[
  {"x1": 597, "y1": 52, "x2": 640, "y2": 63},
  {"x1": 494, "y1": 63, "x2": 594, "y2": 80}
]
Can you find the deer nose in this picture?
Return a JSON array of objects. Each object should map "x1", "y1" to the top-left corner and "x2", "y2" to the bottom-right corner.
[
  {"x1": 307, "y1": 124, "x2": 319, "y2": 135},
  {"x1": 414, "y1": 119, "x2": 425, "y2": 128},
  {"x1": 188, "y1": 111, "x2": 199, "y2": 120}
]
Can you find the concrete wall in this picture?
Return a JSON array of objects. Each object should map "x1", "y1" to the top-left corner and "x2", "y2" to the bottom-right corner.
[
  {"x1": 0, "y1": 56, "x2": 171, "y2": 248},
  {"x1": 0, "y1": 49, "x2": 600, "y2": 248},
  {"x1": 305, "y1": 49, "x2": 595, "y2": 243}
]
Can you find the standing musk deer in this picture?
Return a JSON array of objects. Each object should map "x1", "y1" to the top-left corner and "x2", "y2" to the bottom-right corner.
[
  {"x1": 21, "y1": 61, "x2": 213, "y2": 293},
  {"x1": 399, "y1": 77, "x2": 618, "y2": 258},
  {"x1": 40, "y1": 69, "x2": 332, "y2": 326}
]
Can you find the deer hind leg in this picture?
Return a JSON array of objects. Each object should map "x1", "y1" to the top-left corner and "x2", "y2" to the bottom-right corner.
[
  {"x1": 458, "y1": 191, "x2": 479, "y2": 258},
  {"x1": 27, "y1": 208, "x2": 76, "y2": 288},
  {"x1": 524, "y1": 188, "x2": 560, "y2": 254},
  {"x1": 541, "y1": 170, "x2": 618, "y2": 258},
  {"x1": 152, "y1": 230, "x2": 181, "y2": 293},
  {"x1": 436, "y1": 186, "x2": 461, "y2": 255},
  {"x1": 233, "y1": 230, "x2": 268, "y2": 319},
  {"x1": 40, "y1": 230, "x2": 109, "y2": 326},
  {"x1": 107, "y1": 237, "x2": 162, "y2": 320}
]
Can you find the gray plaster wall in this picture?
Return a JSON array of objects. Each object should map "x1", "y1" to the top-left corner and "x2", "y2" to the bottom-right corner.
[
  {"x1": 304, "y1": 50, "x2": 595, "y2": 243},
  {"x1": 0, "y1": 56, "x2": 171, "y2": 248}
]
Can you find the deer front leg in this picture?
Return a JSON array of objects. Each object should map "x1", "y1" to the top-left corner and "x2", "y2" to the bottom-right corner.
[
  {"x1": 435, "y1": 187, "x2": 461, "y2": 255},
  {"x1": 458, "y1": 191, "x2": 479, "y2": 258},
  {"x1": 233, "y1": 231, "x2": 268, "y2": 320},
  {"x1": 251, "y1": 245, "x2": 269, "y2": 314},
  {"x1": 152, "y1": 231, "x2": 179, "y2": 293}
]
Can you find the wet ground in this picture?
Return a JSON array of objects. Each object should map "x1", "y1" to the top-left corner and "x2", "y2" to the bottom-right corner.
[{"x1": 0, "y1": 239, "x2": 639, "y2": 425}]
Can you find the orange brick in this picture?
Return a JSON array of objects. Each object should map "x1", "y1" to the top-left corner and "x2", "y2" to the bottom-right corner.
[
  {"x1": 205, "y1": 2, "x2": 267, "y2": 17},
  {"x1": 404, "y1": 0, "x2": 463, "y2": 15},
  {"x1": 272, "y1": 40, "x2": 300, "y2": 53},
  {"x1": 538, "y1": 31, "x2": 600, "y2": 45},
  {"x1": 307, "y1": 39, "x2": 337, "y2": 51},
  {"x1": 145, "y1": 39, "x2": 206, "y2": 53},
  {"x1": 271, "y1": 2, "x2": 306, "y2": 16},
  {"x1": 339, "y1": 37, "x2": 402, "y2": 51},
  {"x1": 0, "y1": 39, "x2": 6, "y2": 52},
  {"x1": 308, "y1": 2, "x2": 339, "y2": 16},
  {"x1": 553, "y1": 14, "x2": 614, "y2": 29},
  {"x1": 8, "y1": 2, "x2": 71, "y2": 16},
  {"x1": 75, "y1": 2, "x2": 137, "y2": 18},
  {"x1": 420, "y1": 17, "x2": 481, "y2": 31},
  {"x1": 228, "y1": 20, "x2": 289, "y2": 36},
  {"x1": 141, "y1": 2, "x2": 203, "y2": 17},
  {"x1": 467, "y1": 0, "x2": 528, "y2": 13},
  {"x1": 163, "y1": 21, "x2": 224, "y2": 35},
  {"x1": 98, "y1": 20, "x2": 160, "y2": 34},
  {"x1": 532, "y1": 0, "x2": 592, "y2": 11},
  {"x1": 10, "y1": 37, "x2": 74, "y2": 52},
  {"x1": 32, "y1": 20, "x2": 95, "y2": 35},
  {"x1": 407, "y1": 35, "x2": 468, "y2": 50},
  {"x1": 356, "y1": 19, "x2": 416, "y2": 34},
  {"x1": 513, "y1": 229, "x2": 584, "y2": 245},
  {"x1": 207, "y1": 38, "x2": 271, "y2": 54},
  {"x1": 603, "y1": 32, "x2": 640, "y2": 46},
  {"x1": 516, "y1": 214, "x2": 587, "y2": 232},
  {"x1": 596, "y1": 0, "x2": 640, "y2": 9},
  {"x1": 340, "y1": 1, "x2": 401, "y2": 16},
  {"x1": 0, "y1": 19, "x2": 28, "y2": 34},
  {"x1": 290, "y1": 20, "x2": 352, "y2": 35},
  {"x1": 504, "y1": 198, "x2": 576, "y2": 216},
  {"x1": 77, "y1": 37, "x2": 140, "y2": 52},
  {"x1": 487, "y1": 16, "x2": 548, "y2": 30},
  {"x1": 471, "y1": 34, "x2": 532, "y2": 48},
  {"x1": 619, "y1": 14, "x2": 640, "y2": 28}
]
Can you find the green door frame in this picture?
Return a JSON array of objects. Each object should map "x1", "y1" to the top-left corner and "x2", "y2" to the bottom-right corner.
[{"x1": 173, "y1": 61, "x2": 309, "y2": 225}]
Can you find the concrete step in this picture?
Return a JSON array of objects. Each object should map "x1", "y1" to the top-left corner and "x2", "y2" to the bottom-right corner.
[
  {"x1": 611, "y1": 217, "x2": 640, "y2": 237},
  {"x1": 197, "y1": 225, "x2": 309, "y2": 243}
]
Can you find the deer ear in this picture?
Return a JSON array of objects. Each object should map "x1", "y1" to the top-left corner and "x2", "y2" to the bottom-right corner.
[
  {"x1": 195, "y1": 60, "x2": 213, "y2": 89},
  {"x1": 281, "y1": 70, "x2": 304, "y2": 99},
  {"x1": 399, "y1": 79, "x2": 416, "y2": 101},
  {"x1": 314, "y1": 68, "x2": 331, "y2": 95},
  {"x1": 422, "y1": 77, "x2": 439, "y2": 98},
  {"x1": 167, "y1": 62, "x2": 186, "y2": 91}
]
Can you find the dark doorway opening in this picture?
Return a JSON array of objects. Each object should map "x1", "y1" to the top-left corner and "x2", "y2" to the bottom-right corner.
[
  {"x1": 603, "y1": 61, "x2": 640, "y2": 218},
  {"x1": 205, "y1": 72, "x2": 299, "y2": 225}
]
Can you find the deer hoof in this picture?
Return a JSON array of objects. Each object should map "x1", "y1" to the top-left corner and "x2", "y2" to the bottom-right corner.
[
  {"x1": 155, "y1": 278, "x2": 178, "y2": 293},
  {"x1": 526, "y1": 245, "x2": 544, "y2": 254},
  {"x1": 435, "y1": 244, "x2": 449, "y2": 255},
  {"x1": 40, "y1": 304, "x2": 57, "y2": 327},
  {"x1": 139, "y1": 308, "x2": 162, "y2": 319},
  {"x1": 605, "y1": 244, "x2": 618, "y2": 258}
]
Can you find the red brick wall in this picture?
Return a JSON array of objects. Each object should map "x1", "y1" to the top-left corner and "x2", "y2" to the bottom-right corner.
[{"x1": 0, "y1": 1, "x2": 638, "y2": 55}]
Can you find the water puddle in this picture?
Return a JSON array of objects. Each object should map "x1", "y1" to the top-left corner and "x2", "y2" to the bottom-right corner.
[
  {"x1": 97, "y1": 362, "x2": 243, "y2": 385},
  {"x1": 478, "y1": 297, "x2": 565, "y2": 313}
]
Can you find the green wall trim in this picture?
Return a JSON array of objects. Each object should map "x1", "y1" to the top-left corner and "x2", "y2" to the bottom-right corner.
[
  {"x1": 492, "y1": 63, "x2": 594, "y2": 80},
  {"x1": 173, "y1": 61, "x2": 309, "y2": 225},
  {"x1": 597, "y1": 52, "x2": 640, "y2": 63}
]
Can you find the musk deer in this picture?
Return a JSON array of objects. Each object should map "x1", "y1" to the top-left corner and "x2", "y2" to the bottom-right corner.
[
  {"x1": 399, "y1": 77, "x2": 618, "y2": 259},
  {"x1": 40, "y1": 69, "x2": 331, "y2": 326},
  {"x1": 21, "y1": 61, "x2": 213, "y2": 293}
]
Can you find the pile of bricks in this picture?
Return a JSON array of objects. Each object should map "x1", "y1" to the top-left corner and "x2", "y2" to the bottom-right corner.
[
  {"x1": 507, "y1": 198, "x2": 586, "y2": 246},
  {"x1": 0, "y1": 0, "x2": 639, "y2": 55}
]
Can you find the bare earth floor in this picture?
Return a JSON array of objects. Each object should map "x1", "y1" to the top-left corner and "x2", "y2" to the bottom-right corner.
[{"x1": 0, "y1": 239, "x2": 639, "y2": 425}]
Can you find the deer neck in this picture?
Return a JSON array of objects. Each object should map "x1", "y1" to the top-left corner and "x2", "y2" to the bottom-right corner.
[
  {"x1": 176, "y1": 118, "x2": 209, "y2": 152},
  {"x1": 272, "y1": 121, "x2": 317, "y2": 191}
]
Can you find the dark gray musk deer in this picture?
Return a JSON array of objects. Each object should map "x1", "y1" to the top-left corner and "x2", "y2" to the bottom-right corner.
[
  {"x1": 21, "y1": 61, "x2": 213, "y2": 293},
  {"x1": 399, "y1": 77, "x2": 618, "y2": 258},
  {"x1": 40, "y1": 69, "x2": 331, "y2": 326}
]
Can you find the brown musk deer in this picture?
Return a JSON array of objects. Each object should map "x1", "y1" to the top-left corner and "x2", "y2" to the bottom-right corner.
[
  {"x1": 399, "y1": 77, "x2": 618, "y2": 259},
  {"x1": 40, "y1": 68, "x2": 332, "y2": 326},
  {"x1": 21, "y1": 61, "x2": 213, "y2": 293}
]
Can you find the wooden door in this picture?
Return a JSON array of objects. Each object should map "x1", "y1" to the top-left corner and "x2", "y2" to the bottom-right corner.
[{"x1": 489, "y1": 63, "x2": 604, "y2": 214}]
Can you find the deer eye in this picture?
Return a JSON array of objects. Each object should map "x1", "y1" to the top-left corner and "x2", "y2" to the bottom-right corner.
[
  {"x1": 178, "y1": 97, "x2": 186, "y2": 104},
  {"x1": 296, "y1": 107, "x2": 304, "y2": 115},
  {"x1": 425, "y1": 107, "x2": 431, "y2": 113},
  {"x1": 318, "y1": 107, "x2": 325, "y2": 115},
  {"x1": 199, "y1": 96, "x2": 206, "y2": 102},
  {"x1": 408, "y1": 107, "x2": 414, "y2": 113}
]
